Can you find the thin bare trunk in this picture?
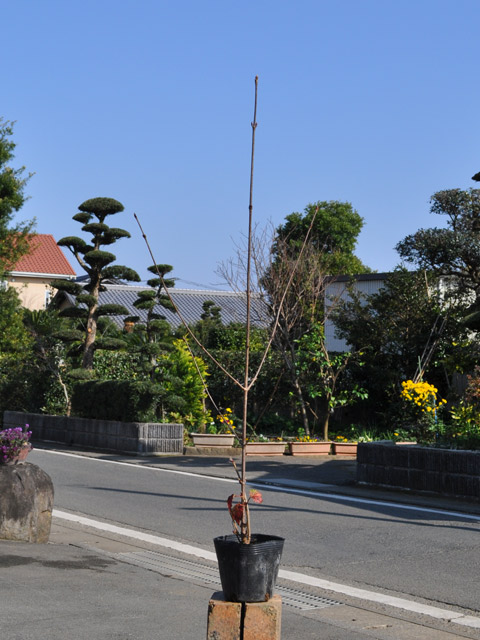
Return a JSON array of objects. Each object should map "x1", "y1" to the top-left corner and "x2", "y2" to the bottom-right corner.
[{"x1": 292, "y1": 376, "x2": 310, "y2": 436}]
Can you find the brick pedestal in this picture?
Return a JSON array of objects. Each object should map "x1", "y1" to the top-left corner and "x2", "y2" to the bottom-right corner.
[{"x1": 207, "y1": 591, "x2": 282, "y2": 640}]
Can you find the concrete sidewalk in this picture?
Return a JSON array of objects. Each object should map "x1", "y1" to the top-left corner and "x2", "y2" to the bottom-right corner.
[
  {"x1": 0, "y1": 510, "x2": 396, "y2": 640},
  {"x1": 1, "y1": 449, "x2": 479, "y2": 639}
]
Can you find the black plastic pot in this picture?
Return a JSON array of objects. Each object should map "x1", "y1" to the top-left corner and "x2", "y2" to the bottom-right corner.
[{"x1": 214, "y1": 533, "x2": 285, "y2": 602}]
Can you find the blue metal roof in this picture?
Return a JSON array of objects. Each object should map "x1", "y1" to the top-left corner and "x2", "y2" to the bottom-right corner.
[{"x1": 61, "y1": 284, "x2": 269, "y2": 328}]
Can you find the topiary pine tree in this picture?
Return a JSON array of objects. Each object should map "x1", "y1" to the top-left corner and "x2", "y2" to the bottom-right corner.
[
  {"x1": 51, "y1": 197, "x2": 140, "y2": 372},
  {"x1": 128, "y1": 264, "x2": 177, "y2": 380}
]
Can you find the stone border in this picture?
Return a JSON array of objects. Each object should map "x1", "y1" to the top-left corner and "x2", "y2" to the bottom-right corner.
[
  {"x1": 357, "y1": 442, "x2": 480, "y2": 501},
  {"x1": 3, "y1": 411, "x2": 183, "y2": 456}
]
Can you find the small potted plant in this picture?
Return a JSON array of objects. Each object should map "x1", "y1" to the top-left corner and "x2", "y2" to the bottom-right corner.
[
  {"x1": 214, "y1": 459, "x2": 284, "y2": 602},
  {"x1": 191, "y1": 409, "x2": 237, "y2": 447},
  {"x1": 0, "y1": 426, "x2": 33, "y2": 465}
]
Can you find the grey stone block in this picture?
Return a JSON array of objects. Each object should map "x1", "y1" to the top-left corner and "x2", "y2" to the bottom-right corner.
[{"x1": 0, "y1": 462, "x2": 54, "y2": 543}]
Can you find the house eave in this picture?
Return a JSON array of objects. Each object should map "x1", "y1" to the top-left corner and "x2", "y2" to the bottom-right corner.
[{"x1": 8, "y1": 271, "x2": 76, "y2": 280}]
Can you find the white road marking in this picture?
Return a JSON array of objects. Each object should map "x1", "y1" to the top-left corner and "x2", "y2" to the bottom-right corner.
[
  {"x1": 53, "y1": 509, "x2": 480, "y2": 630},
  {"x1": 54, "y1": 509, "x2": 217, "y2": 561}
]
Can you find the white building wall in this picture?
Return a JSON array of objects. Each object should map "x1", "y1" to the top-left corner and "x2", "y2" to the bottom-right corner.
[{"x1": 325, "y1": 275, "x2": 387, "y2": 352}]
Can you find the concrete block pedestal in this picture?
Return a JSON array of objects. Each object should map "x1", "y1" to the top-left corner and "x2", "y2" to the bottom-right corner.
[{"x1": 207, "y1": 591, "x2": 282, "y2": 640}]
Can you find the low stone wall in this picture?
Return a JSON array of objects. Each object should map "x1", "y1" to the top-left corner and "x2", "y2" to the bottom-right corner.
[
  {"x1": 4, "y1": 411, "x2": 184, "y2": 456},
  {"x1": 357, "y1": 442, "x2": 480, "y2": 500}
]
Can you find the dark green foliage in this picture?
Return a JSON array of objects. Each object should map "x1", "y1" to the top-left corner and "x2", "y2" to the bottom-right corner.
[
  {"x1": 94, "y1": 337, "x2": 128, "y2": 350},
  {"x1": 204, "y1": 348, "x2": 291, "y2": 433},
  {"x1": 333, "y1": 268, "x2": 471, "y2": 429},
  {"x1": 150, "y1": 264, "x2": 174, "y2": 278},
  {"x1": 76, "y1": 293, "x2": 97, "y2": 308},
  {"x1": 72, "y1": 212, "x2": 91, "y2": 224},
  {"x1": 0, "y1": 298, "x2": 72, "y2": 418},
  {"x1": 82, "y1": 222, "x2": 110, "y2": 234},
  {"x1": 129, "y1": 264, "x2": 177, "y2": 380},
  {"x1": 0, "y1": 289, "x2": 35, "y2": 415},
  {"x1": 93, "y1": 350, "x2": 146, "y2": 381},
  {"x1": 78, "y1": 197, "x2": 124, "y2": 218},
  {"x1": 68, "y1": 368, "x2": 97, "y2": 381},
  {"x1": 396, "y1": 189, "x2": 480, "y2": 301},
  {"x1": 71, "y1": 380, "x2": 166, "y2": 422},
  {"x1": 84, "y1": 249, "x2": 116, "y2": 267},
  {"x1": 0, "y1": 118, "x2": 34, "y2": 274},
  {"x1": 134, "y1": 290, "x2": 156, "y2": 303},
  {"x1": 191, "y1": 304, "x2": 266, "y2": 352},
  {"x1": 191, "y1": 301, "x2": 224, "y2": 349},
  {"x1": 54, "y1": 328, "x2": 85, "y2": 342},
  {"x1": 396, "y1": 188, "x2": 480, "y2": 334},
  {"x1": 54, "y1": 196, "x2": 140, "y2": 369},
  {"x1": 102, "y1": 228, "x2": 131, "y2": 241},
  {"x1": 57, "y1": 236, "x2": 88, "y2": 251},
  {"x1": 273, "y1": 200, "x2": 368, "y2": 274},
  {"x1": 260, "y1": 200, "x2": 370, "y2": 435},
  {"x1": 21, "y1": 309, "x2": 73, "y2": 416},
  {"x1": 50, "y1": 279, "x2": 83, "y2": 296},
  {"x1": 102, "y1": 265, "x2": 140, "y2": 281},
  {"x1": 0, "y1": 287, "x2": 33, "y2": 355},
  {"x1": 60, "y1": 307, "x2": 88, "y2": 319}
]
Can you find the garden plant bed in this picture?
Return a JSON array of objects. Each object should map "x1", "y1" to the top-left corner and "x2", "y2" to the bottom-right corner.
[{"x1": 357, "y1": 441, "x2": 480, "y2": 500}]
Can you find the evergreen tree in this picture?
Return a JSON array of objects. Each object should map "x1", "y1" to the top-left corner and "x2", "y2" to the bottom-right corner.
[
  {"x1": 396, "y1": 188, "x2": 480, "y2": 329},
  {"x1": 261, "y1": 200, "x2": 369, "y2": 435},
  {"x1": 0, "y1": 118, "x2": 34, "y2": 275},
  {"x1": 51, "y1": 197, "x2": 140, "y2": 372},
  {"x1": 129, "y1": 264, "x2": 176, "y2": 380}
]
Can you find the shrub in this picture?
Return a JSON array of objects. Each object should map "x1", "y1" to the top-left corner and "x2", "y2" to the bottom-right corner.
[{"x1": 71, "y1": 380, "x2": 166, "y2": 422}]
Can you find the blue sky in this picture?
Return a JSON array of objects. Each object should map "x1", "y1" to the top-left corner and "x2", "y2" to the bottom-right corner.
[{"x1": 3, "y1": 0, "x2": 480, "y2": 289}]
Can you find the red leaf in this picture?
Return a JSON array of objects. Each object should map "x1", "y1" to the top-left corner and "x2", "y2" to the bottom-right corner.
[
  {"x1": 249, "y1": 489, "x2": 263, "y2": 504},
  {"x1": 231, "y1": 503, "x2": 244, "y2": 524}
]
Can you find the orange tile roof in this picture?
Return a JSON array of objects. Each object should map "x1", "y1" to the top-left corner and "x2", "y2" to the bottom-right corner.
[{"x1": 13, "y1": 234, "x2": 76, "y2": 277}]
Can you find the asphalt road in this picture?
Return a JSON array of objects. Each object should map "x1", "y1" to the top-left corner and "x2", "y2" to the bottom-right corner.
[{"x1": 29, "y1": 448, "x2": 480, "y2": 616}]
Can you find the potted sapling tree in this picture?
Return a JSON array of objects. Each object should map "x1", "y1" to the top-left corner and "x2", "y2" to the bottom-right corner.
[{"x1": 135, "y1": 77, "x2": 318, "y2": 603}]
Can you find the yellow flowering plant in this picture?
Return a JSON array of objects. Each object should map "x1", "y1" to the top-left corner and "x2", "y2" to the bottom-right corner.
[
  {"x1": 206, "y1": 408, "x2": 238, "y2": 436},
  {"x1": 400, "y1": 379, "x2": 447, "y2": 442},
  {"x1": 295, "y1": 428, "x2": 320, "y2": 442}
]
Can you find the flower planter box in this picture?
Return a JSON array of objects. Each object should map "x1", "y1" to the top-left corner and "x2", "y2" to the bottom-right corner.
[
  {"x1": 191, "y1": 433, "x2": 235, "y2": 447},
  {"x1": 245, "y1": 442, "x2": 287, "y2": 456},
  {"x1": 332, "y1": 442, "x2": 358, "y2": 456},
  {"x1": 288, "y1": 441, "x2": 331, "y2": 456}
]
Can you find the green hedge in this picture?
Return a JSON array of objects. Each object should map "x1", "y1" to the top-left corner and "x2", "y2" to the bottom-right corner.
[{"x1": 71, "y1": 380, "x2": 163, "y2": 422}]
